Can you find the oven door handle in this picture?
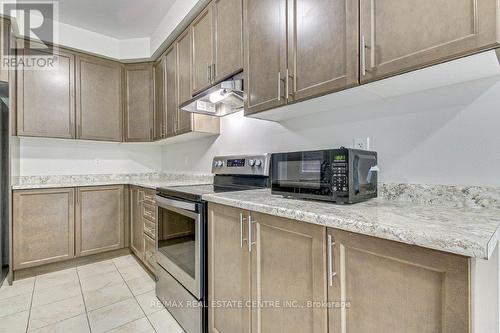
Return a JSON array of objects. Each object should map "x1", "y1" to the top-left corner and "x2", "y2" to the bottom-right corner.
[{"x1": 156, "y1": 196, "x2": 199, "y2": 215}]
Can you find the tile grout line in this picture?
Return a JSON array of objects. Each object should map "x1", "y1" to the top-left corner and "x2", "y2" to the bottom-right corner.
[
  {"x1": 25, "y1": 277, "x2": 36, "y2": 333},
  {"x1": 111, "y1": 257, "x2": 159, "y2": 333},
  {"x1": 76, "y1": 266, "x2": 93, "y2": 333}
]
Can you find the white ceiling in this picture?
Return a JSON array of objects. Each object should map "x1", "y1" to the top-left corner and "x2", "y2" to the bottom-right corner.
[{"x1": 28, "y1": 0, "x2": 177, "y2": 39}]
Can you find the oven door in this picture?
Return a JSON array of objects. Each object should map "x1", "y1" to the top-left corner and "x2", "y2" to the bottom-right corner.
[
  {"x1": 156, "y1": 196, "x2": 202, "y2": 299},
  {"x1": 271, "y1": 150, "x2": 333, "y2": 196}
]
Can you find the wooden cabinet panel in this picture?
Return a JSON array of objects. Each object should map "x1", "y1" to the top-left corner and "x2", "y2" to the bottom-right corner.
[
  {"x1": 250, "y1": 211, "x2": 327, "y2": 333},
  {"x1": 208, "y1": 204, "x2": 250, "y2": 333},
  {"x1": 17, "y1": 48, "x2": 75, "y2": 138},
  {"x1": 13, "y1": 188, "x2": 75, "y2": 270},
  {"x1": 124, "y1": 63, "x2": 153, "y2": 142},
  {"x1": 165, "y1": 45, "x2": 177, "y2": 138},
  {"x1": 130, "y1": 187, "x2": 144, "y2": 258},
  {"x1": 328, "y1": 228, "x2": 469, "y2": 333},
  {"x1": 144, "y1": 234, "x2": 156, "y2": 273},
  {"x1": 76, "y1": 186, "x2": 124, "y2": 257},
  {"x1": 153, "y1": 56, "x2": 166, "y2": 140},
  {"x1": 213, "y1": 0, "x2": 243, "y2": 82},
  {"x1": 243, "y1": 0, "x2": 287, "y2": 115},
  {"x1": 76, "y1": 55, "x2": 123, "y2": 141},
  {"x1": 0, "y1": 19, "x2": 10, "y2": 83},
  {"x1": 288, "y1": 0, "x2": 358, "y2": 102},
  {"x1": 191, "y1": 5, "x2": 214, "y2": 95},
  {"x1": 176, "y1": 30, "x2": 194, "y2": 134},
  {"x1": 360, "y1": 0, "x2": 500, "y2": 82}
]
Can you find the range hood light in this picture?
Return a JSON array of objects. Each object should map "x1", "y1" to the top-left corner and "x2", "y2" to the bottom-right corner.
[
  {"x1": 209, "y1": 89, "x2": 226, "y2": 104},
  {"x1": 179, "y1": 73, "x2": 245, "y2": 117}
]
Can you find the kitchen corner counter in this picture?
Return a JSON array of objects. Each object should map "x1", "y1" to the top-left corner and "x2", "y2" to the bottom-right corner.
[{"x1": 202, "y1": 189, "x2": 500, "y2": 259}]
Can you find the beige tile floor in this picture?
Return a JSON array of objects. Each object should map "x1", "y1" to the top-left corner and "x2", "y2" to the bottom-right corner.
[{"x1": 0, "y1": 255, "x2": 184, "y2": 333}]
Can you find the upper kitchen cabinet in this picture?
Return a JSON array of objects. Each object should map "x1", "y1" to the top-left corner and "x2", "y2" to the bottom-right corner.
[
  {"x1": 177, "y1": 29, "x2": 193, "y2": 108},
  {"x1": 359, "y1": 0, "x2": 500, "y2": 82},
  {"x1": 17, "y1": 47, "x2": 76, "y2": 139},
  {"x1": 288, "y1": 0, "x2": 358, "y2": 102},
  {"x1": 165, "y1": 45, "x2": 177, "y2": 138},
  {"x1": 191, "y1": 5, "x2": 215, "y2": 95},
  {"x1": 243, "y1": 0, "x2": 287, "y2": 115},
  {"x1": 213, "y1": 0, "x2": 243, "y2": 83},
  {"x1": 0, "y1": 18, "x2": 10, "y2": 83},
  {"x1": 153, "y1": 55, "x2": 166, "y2": 140},
  {"x1": 124, "y1": 63, "x2": 154, "y2": 142},
  {"x1": 76, "y1": 54, "x2": 124, "y2": 141},
  {"x1": 244, "y1": 0, "x2": 358, "y2": 115},
  {"x1": 191, "y1": 0, "x2": 243, "y2": 96}
]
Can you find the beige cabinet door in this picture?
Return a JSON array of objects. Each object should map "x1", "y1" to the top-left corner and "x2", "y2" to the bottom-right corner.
[
  {"x1": 153, "y1": 56, "x2": 166, "y2": 140},
  {"x1": 76, "y1": 55, "x2": 123, "y2": 141},
  {"x1": 130, "y1": 187, "x2": 144, "y2": 258},
  {"x1": 213, "y1": 0, "x2": 243, "y2": 83},
  {"x1": 143, "y1": 234, "x2": 156, "y2": 274},
  {"x1": 176, "y1": 30, "x2": 194, "y2": 134},
  {"x1": 243, "y1": 0, "x2": 287, "y2": 115},
  {"x1": 250, "y1": 211, "x2": 328, "y2": 333},
  {"x1": 208, "y1": 203, "x2": 250, "y2": 333},
  {"x1": 328, "y1": 228, "x2": 469, "y2": 333},
  {"x1": 124, "y1": 63, "x2": 154, "y2": 142},
  {"x1": 76, "y1": 186, "x2": 124, "y2": 257},
  {"x1": 288, "y1": 0, "x2": 358, "y2": 102},
  {"x1": 13, "y1": 188, "x2": 75, "y2": 270},
  {"x1": 0, "y1": 18, "x2": 9, "y2": 83},
  {"x1": 17, "y1": 48, "x2": 75, "y2": 139},
  {"x1": 191, "y1": 5, "x2": 214, "y2": 95},
  {"x1": 165, "y1": 45, "x2": 177, "y2": 138},
  {"x1": 360, "y1": 0, "x2": 500, "y2": 82}
]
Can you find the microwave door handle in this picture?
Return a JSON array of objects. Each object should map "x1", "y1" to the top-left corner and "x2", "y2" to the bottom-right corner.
[{"x1": 366, "y1": 165, "x2": 380, "y2": 183}]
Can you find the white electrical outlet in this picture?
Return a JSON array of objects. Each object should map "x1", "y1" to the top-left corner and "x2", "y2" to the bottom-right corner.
[{"x1": 353, "y1": 137, "x2": 370, "y2": 150}]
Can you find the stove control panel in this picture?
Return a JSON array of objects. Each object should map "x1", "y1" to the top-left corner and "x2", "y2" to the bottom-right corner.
[{"x1": 212, "y1": 154, "x2": 271, "y2": 176}]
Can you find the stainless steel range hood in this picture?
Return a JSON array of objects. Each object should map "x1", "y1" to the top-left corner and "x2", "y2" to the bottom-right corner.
[{"x1": 180, "y1": 73, "x2": 244, "y2": 117}]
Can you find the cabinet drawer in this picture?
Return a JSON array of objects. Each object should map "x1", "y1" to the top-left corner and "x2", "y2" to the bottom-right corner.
[
  {"x1": 144, "y1": 234, "x2": 156, "y2": 273},
  {"x1": 144, "y1": 218, "x2": 156, "y2": 239},
  {"x1": 142, "y1": 202, "x2": 156, "y2": 222},
  {"x1": 142, "y1": 190, "x2": 156, "y2": 205}
]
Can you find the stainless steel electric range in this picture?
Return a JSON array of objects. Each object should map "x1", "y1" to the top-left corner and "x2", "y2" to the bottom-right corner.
[{"x1": 155, "y1": 154, "x2": 271, "y2": 333}]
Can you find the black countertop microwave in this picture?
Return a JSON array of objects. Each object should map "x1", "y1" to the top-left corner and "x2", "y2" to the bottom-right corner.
[{"x1": 271, "y1": 147, "x2": 378, "y2": 203}]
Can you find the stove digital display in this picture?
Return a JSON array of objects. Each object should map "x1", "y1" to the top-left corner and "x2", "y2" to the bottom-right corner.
[{"x1": 227, "y1": 159, "x2": 246, "y2": 167}]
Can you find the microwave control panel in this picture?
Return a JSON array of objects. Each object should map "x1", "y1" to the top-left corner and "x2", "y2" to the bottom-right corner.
[{"x1": 332, "y1": 152, "x2": 348, "y2": 193}]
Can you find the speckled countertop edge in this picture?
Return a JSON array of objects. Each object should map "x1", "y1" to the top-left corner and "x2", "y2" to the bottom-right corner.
[{"x1": 202, "y1": 189, "x2": 500, "y2": 259}]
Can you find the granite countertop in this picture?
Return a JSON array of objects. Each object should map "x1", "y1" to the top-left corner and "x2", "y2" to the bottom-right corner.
[
  {"x1": 202, "y1": 189, "x2": 500, "y2": 259},
  {"x1": 11, "y1": 173, "x2": 213, "y2": 190}
]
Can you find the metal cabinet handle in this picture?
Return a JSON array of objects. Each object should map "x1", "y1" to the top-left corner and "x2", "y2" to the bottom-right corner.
[
  {"x1": 211, "y1": 64, "x2": 216, "y2": 82},
  {"x1": 207, "y1": 64, "x2": 211, "y2": 82},
  {"x1": 277, "y1": 72, "x2": 281, "y2": 101},
  {"x1": 285, "y1": 69, "x2": 289, "y2": 100},
  {"x1": 248, "y1": 213, "x2": 256, "y2": 252},
  {"x1": 240, "y1": 212, "x2": 247, "y2": 248},
  {"x1": 361, "y1": 35, "x2": 367, "y2": 76},
  {"x1": 278, "y1": 72, "x2": 286, "y2": 101},
  {"x1": 327, "y1": 234, "x2": 337, "y2": 286}
]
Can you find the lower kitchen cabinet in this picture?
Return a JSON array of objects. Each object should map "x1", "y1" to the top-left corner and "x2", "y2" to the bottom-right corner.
[
  {"x1": 13, "y1": 188, "x2": 75, "y2": 270},
  {"x1": 327, "y1": 228, "x2": 470, "y2": 333},
  {"x1": 208, "y1": 203, "x2": 471, "y2": 333},
  {"x1": 75, "y1": 185, "x2": 125, "y2": 257},
  {"x1": 130, "y1": 186, "x2": 145, "y2": 258},
  {"x1": 208, "y1": 203, "x2": 328, "y2": 333},
  {"x1": 129, "y1": 186, "x2": 157, "y2": 276}
]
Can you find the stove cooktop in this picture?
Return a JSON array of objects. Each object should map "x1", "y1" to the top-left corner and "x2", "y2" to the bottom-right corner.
[{"x1": 157, "y1": 183, "x2": 257, "y2": 202}]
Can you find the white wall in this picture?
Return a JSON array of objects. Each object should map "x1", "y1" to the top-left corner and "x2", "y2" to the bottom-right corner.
[
  {"x1": 162, "y1": 75, "x2": 500, "y2": 187},
  {"x1": 17, "y1": 138, "x2": 162, "y2": 176}
]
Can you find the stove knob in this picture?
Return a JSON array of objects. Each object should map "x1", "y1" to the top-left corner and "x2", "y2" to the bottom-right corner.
[
  {"x1": 213, "y1": 161, "x2": 218, "y2": 167},
  {"x1": 248, "y1": 159, "x2": 255, "y2": 167},
  {"x1": 255, "y1": 160, "x2": 262, "y2": 167},
  {"x1": 217, "y1": 161, "x2": 224, "y2": 167}
]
